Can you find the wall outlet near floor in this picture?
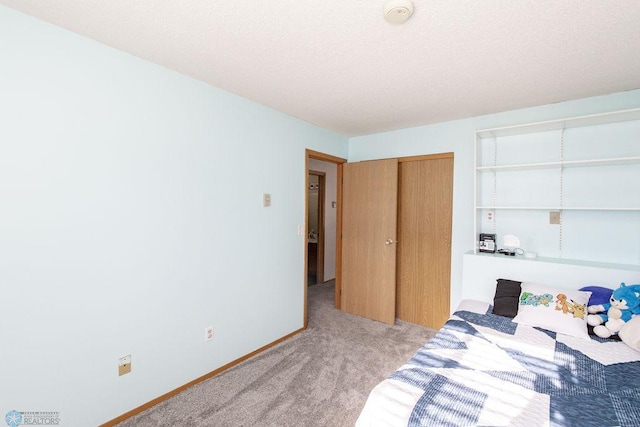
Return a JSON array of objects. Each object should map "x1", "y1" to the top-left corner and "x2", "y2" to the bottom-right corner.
[
  {"x1": 550, "y1": 211, "x2": 561, "y2": 224},
  {"x1": 118, "y1": 355, "x2": 131, "y2": 376},
  {"x1": 205, "y1": 325, "x2": 214, "y2": 342}
]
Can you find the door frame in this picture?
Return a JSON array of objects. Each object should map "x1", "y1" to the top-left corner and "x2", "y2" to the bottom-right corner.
[{"x1": 304, "y1": 149, "x2": 346, "y2": 329}]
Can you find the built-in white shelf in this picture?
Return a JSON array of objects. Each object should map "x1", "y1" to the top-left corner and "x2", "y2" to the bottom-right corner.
[
  {"x1": 473, "y1": 107, "x2": 640, "y2": 265},
  {"x1": 476, "y1": 107, "x2": 640, "y2": 139},
  {"x1": 476, "y1": 156, "x2": 640, "y2": 173},
  {"x1": 465, "y1": 250, "x2": 640, "y2": 272},
  {"x1": 477, "y1": 206, "x2": 640, "y2": 211},
  {"x1": 462, "y1": 251, "x2": 640, "y2": 304}
]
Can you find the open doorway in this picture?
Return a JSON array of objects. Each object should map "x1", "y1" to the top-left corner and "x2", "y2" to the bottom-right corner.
[
  {"x1": 304, "y1": 150, "x2": 346, "y2": 328},
  {"x1": 307, "y1": 170, "x2": 325, "y2": 286}
]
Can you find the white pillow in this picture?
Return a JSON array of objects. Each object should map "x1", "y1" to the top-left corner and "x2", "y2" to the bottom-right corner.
[
  {"x1": 619, "y1": 315, "x2": 640, "y2": 352},
  {"x1": 512, "y1": 282, "x2": 592, "y2": 339}
]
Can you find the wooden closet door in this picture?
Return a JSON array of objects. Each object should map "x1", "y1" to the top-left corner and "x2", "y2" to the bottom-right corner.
[
  {"x1": 341, "y1": 159, "x2": 398, "y2": 324},
  {"x1": 396, "y1": 155, "x2": 453, "y2": 329}
]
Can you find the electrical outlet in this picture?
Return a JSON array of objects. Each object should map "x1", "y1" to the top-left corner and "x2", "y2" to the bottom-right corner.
[
  {"x1": 487, "y1": 211, "x2": 494, "y2": 221},
  {"x1": 204, "y1": 325, "x2": 214, "y2": 342},
  {"x1": 118, "y1": 355, "x2": 131, "y2": 376},
  {"x1": 550, "y1": 211, "x2": 561, "y2": 224}
]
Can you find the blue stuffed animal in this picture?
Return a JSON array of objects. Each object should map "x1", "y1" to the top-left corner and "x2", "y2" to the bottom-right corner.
[{"x1": 587, "y1": 283, "x2": 640, "y2": 338}]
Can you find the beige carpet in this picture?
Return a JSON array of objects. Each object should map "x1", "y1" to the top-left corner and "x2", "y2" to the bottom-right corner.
[{"x1": 118, "y1": 281, "x2": 437, "y2": 427}]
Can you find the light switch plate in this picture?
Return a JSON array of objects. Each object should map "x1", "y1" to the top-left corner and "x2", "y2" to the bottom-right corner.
[
  {"x1": 263, "y1": 193, "x2": 271, "y2": 207},
  {"x1": 118, "y1": 355, "x2": 131, "y2": 376}
]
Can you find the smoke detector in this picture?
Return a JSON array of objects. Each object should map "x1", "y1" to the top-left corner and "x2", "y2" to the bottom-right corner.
[{"x1": 384, "y1": 0, "x2": 414, "y2": 24}]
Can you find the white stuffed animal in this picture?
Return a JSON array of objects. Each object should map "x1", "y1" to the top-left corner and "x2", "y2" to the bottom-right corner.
[{"x1": 618, "y1": 315, "x2": 640, "y2": 352}]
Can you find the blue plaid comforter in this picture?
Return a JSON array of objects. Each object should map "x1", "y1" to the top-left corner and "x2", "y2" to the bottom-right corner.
[{"x1": 356, "y1": 300, "x2": 640, "y2": 427}]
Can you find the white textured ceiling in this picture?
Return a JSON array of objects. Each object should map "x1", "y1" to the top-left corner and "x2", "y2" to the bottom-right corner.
[{"x1": 2, "y1": 1, "x2": 640, "y2": 136}]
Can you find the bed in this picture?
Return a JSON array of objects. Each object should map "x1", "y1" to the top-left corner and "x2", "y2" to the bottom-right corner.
[{"x1": 356, "y1": 282, "x2": 640, "y2": 427}]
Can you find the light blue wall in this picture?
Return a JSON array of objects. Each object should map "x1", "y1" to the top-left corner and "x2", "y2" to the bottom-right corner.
[
  {"x1": 349, "y1": 88, "x2": 640, "y2": 313},
  {"x1": 0, "y1": 6, "x2": 347, "y2": 426},
  {"x1": 3, "y1": 4, "x2": 640, "y2": 425}
]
